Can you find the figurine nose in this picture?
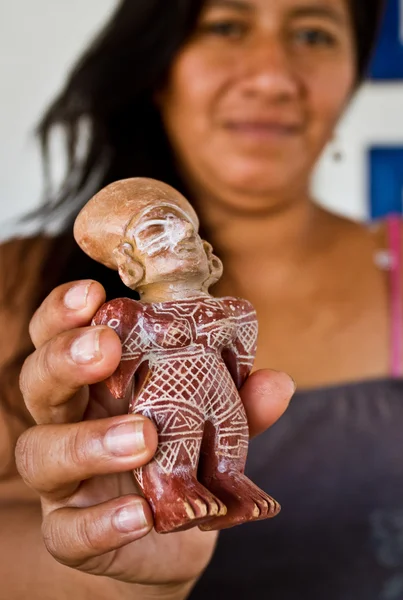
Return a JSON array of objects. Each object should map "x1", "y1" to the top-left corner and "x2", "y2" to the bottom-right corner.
[{"x1": 180, "y1": 221, "x2": 194, "y2": 240}]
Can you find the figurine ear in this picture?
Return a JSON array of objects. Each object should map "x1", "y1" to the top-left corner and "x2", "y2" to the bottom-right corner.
[
  {"x1": 202, "y1": 241, "x2": 223, "y2": 290},
  {"x1": 113, "y1": 243, "x2": 144, "y2": 290}
]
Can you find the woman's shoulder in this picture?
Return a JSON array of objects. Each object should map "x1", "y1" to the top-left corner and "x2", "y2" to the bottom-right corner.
[
  {"x1": 366, "y1": 214, "x2": 403, "y2": 267},
  {"x1": 329, "y1": 211, "x2": 403, "y2": 259},
  {"x1": 0, "y1": 235, "x2": 55, "y2": 367},
  {"x1": 0, "y1": 235, "x2": 57, "y2": 480},
  {"x1": 0, "y1": 233, "x2": 54, "y2": 287}
]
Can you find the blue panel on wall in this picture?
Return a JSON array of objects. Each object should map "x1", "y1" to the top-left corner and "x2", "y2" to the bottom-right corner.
[
  {"x1": 369, "y1": 147, "x2": 403, "y2": 219},
  {"x1": 369, "y1": 0, "x2": 403, "y2": 80}
]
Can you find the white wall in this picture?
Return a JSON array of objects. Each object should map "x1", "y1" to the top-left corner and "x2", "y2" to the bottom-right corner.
[
  {"x1": 1, "y1": 0, "x2": 403, "y2": 240},
  {"x1": 0, "y1": 0, "x2": 116, "y2": 238},
  {"x1": 313, "y1": 83, "x2": 403, "y2": 221}
]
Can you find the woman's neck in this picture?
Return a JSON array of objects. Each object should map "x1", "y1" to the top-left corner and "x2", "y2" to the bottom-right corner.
[{"x1": 196, "y1": 188, "x2": 330, "y2": 298}]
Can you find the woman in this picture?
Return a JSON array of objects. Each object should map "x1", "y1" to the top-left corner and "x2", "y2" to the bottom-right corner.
[{"x1": 0, "y1": 0, "x2": 395, "y2": 598}]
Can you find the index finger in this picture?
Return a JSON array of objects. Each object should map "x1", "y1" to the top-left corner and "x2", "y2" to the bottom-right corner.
[{"x1": 29, "y1": 280, "x2": 106, "y2": 348}]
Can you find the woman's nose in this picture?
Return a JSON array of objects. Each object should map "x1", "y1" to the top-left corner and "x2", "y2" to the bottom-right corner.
[{"x1": 239, "y1": 37, "x2": 300, "y2": 102}]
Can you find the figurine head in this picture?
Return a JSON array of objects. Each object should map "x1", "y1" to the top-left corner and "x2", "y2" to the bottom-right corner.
[{"x1": 74, "y1": 178, "x2": 223, "y2": 292}]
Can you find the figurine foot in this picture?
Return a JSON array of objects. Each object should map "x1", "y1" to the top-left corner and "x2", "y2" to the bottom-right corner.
[
  {"x1": 152, "y1": 475, "x2": 227, "y2": 534},
  {"x1": 199, "y1": 471, "x2": 280, "y2": 531}
]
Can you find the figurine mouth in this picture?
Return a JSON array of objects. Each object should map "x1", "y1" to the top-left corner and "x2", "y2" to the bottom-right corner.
[{"x1": 175, "y1": 243, "x2": 197, "y2": 257}]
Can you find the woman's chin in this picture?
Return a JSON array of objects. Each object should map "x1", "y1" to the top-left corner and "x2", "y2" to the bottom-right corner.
[
  {"x1": 203, "y1": 152, "x2": 305, "y2": 196},
  {"x1": 219, "y1": 167, "x2": 304, "y2": 198}
]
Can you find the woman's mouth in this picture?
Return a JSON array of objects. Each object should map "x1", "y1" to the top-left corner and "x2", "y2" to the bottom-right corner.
[{"x1": 223, "y1": 120, "x2": 302, "y2": 142}]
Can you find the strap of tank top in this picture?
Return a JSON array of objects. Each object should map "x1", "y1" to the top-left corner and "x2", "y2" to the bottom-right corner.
[{"x1": 387, "y1": 214, "x2": 402, "y2": 378}]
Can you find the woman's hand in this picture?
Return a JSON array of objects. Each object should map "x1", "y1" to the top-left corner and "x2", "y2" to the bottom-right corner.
[{"x1": 15, "y1": 280, "x2": 294, "y2": 592}]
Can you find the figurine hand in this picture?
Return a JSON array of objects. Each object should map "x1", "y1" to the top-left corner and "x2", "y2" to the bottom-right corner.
[{"x1": 16, "y1": 280, "x2": 294, "y2": 594}]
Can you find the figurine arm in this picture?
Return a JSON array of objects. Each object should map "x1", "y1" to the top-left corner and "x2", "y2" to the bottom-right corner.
[
  {"x1": 92, "y1": 298, "x2": 145, "y2": 399},
  {"x1": 223, "y1": 299, "x2": 258, "y2": 389}
]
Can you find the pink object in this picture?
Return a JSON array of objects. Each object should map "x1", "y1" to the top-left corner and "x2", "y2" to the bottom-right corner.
[{"x1": 387, "y1": 214, "x2": 402, "y2": 378}]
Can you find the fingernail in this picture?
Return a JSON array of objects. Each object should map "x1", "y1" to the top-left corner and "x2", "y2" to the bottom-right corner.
[
  {"x1": 104, "y1": 420, "x2": 146, "y2": 456},
  {"x1": 64, "y1": 282, "x2": 92, "y2": 310},
  {"x1": 70, "y1": 329, "x2": 102, "y2": 364},
  {"x1": 113, "y1": 502, "x2": 149, "y2": 533}
]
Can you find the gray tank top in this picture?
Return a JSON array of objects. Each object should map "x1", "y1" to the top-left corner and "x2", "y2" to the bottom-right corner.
[
  {"x1": 191, "y1": 216, "x2": 403, "y2": 599},
  {"x1": 190, "y1": 378, "x2": 403, "y2": 599}
]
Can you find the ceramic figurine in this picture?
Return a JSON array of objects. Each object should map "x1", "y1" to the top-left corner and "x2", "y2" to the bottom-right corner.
[{"x1": 74, "y1": 177, "x2": 280, "y2": 533}]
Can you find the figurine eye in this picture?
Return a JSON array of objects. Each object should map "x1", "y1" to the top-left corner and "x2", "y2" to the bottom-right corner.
[
  {"x1": 133, "y1": 219, "x2": 172, "y2": 254},
  {"x1": 145, "y1": 224, "x2": 165, "y2": 238},
  {"x1": 132, "y1": 213, "x2": 193, "y2": 255}
]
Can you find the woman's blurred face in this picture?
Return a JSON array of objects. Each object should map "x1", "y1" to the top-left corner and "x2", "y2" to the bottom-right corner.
[{"x1": 158, "y1": 0, "x2": 355, "y2": 208}]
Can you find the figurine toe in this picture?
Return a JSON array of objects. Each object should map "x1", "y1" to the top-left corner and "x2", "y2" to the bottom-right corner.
[
  {"x1": 152, "y1": 475, "x2": 227, "y2": 534},
  {"x1": 198, "y1": 472, "x2": 280, "y2": 531}
]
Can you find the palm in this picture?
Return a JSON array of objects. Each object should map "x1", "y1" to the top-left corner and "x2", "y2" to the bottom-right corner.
[{"x1": 69, "y1": 382, "x2": 217, "y2": 585}]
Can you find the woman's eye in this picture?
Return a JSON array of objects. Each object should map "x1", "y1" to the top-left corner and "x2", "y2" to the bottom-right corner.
[
  {"x1": 292, "y1": 28, "x2": 336, "y2": 48},
  {"x1": 199, "y1": 20, "x2": 247, "y2": 39}
]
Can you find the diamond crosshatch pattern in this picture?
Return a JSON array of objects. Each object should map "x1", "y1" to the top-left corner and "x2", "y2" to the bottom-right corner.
[{"x1": 94, "y1": 296, "x2": 257, "y2": 489}]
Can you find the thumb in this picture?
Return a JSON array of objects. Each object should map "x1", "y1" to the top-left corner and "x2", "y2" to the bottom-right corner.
[{"x1": 239, "y1": 369, "x2": 295, "y2": 438}]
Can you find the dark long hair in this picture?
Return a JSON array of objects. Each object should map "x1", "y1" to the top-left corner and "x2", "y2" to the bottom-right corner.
[{"x1": 35, "y1": 0, "x2": 386, "y2": 299}]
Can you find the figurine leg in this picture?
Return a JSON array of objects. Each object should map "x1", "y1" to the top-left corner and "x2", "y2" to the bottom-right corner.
[
  {"x1": 198, "y1": 399, "x2": 280, "y2": 531},
  {"x1": 132, "y1": 396, "x2": 226, "y2": 534},
  {"x1": 139, "y1": 462, "x2": 227, "y2": 534}
]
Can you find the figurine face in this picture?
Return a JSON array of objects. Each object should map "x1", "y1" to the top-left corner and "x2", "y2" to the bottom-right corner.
[{"x1": 127, "y1": 205, "x2": 210, "y2": 284}]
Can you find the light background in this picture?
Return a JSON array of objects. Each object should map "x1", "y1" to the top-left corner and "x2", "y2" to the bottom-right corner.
[{"x1": 1, "y1": 0, "x2": 403, "y2": 240}]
